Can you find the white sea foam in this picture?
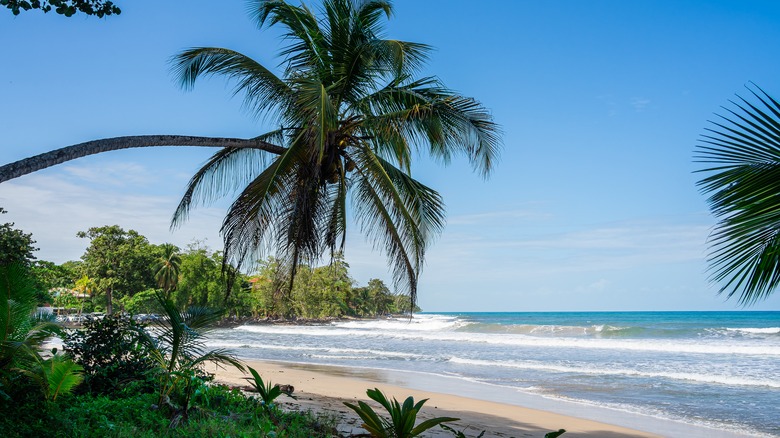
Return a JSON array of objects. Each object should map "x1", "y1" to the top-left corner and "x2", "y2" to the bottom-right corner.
[
  {"x1": 233, "y1": 324, "x2": 780, "y2": 356},
  {"x1": 333, "y1": 314, "x2": 467, "y2": 331},
  {"x1": 447, "y1": 357, "x2": 780, "y2": 388},
  {"x1": 725, "y1": 327, "x2": 780, "y2": 335},
  {"x1": 204, "y1": 340, "x2": 421, "y2": 359}
]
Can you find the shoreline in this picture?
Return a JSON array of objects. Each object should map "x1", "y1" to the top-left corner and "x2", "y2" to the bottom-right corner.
[{"x1": 213, "y1": 358, "x2": 661, "y2": 437}]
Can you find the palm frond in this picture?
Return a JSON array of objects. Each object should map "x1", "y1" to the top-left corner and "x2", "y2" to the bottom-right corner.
[
  {"x1": 351, "y1": 144, "x2": 444, "y2": 305},
  {"x1": 249, "y1": 0, "x2": 327, "y2": 75},
  {"x1": 357, "y1": 77, "x2": 501, "y2": 177},
  {"x1": 186, "y1": 349, "x2": 246, "y2": 373},
  {"x1": 171, "y1": 47, "x2": 292, "y2": 121},
  {"x1": 695, "y1": 83, "x2": 780, "y2": 304},
  {"x1": 171, "y1": 131, "x2": 281, "y2": 228},
  {"x1": 324, "y1": 170, "x2": 348, "y2": 254},
  {"x1": 45, "y1": 355, "x2": 84, "y2": 401},
  {"x1": 220, "y1": 136, "x2": 312, "y2": 270}
]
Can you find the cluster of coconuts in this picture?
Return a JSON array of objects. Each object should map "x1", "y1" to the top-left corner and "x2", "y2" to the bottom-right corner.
[{"x1": 324, "y1": 155, "x2": 357, "y2": 184}]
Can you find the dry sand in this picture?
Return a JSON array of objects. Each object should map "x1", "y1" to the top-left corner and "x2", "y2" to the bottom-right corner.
[{"x1": 213, "y1": 359, "x2": 660, "y2": 438}]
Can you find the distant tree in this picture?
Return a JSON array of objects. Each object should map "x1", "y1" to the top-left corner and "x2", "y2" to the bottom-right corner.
[
  {"x1": 696, "y1": 83, "x2": 780, "y2": 304},
  {"x1": 30, "y1": 260, "x2": 75, "y2": 290},
  {"x1": 77, "y1": 225, "x2": 156, "y2": 314},
  {"x1": 174, "y1": 241, "x2": 241, "y2": 310},
  {"x1": 0, "y1": 208, "x2": 37, "y2": 268},
  {"x1": 249, "y1": 257, "x2": 294, "y2": 318},
  {"x1": 154, "y1": 243, "x2": 181, "y2": 298},
  {"x1": 74, "y1": 274, "x2": 96, "y2": 297},
  {"x1": 30, "y1": 260, "x2": 76, "y2": 304},
  {"x1": 73, "y1": 274, "x2": 96, "y2": 316},
  {"x1": 304, "y1": 254, "x2": 353, "y2": 318},
  {"x1": 2, "y1": 0, "x2": 120, "y2": 17},
  {"x1": 367, "y1": 278, "x2": 394, "y2": 315}
]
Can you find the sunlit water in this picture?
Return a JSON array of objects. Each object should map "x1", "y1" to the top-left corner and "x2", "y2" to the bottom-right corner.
[{"x1": 205, "y1": 311, "x2": 780, "y2": 437}]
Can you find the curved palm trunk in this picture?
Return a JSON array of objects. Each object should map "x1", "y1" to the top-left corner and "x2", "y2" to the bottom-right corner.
[{"x1": 0, "y1": 135, "x2": 286, "y2": 183}]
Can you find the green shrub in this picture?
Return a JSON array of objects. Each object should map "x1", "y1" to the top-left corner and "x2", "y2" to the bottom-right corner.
[{"x1": 64, "y1": 313, "x2": 157, "y2": 395}]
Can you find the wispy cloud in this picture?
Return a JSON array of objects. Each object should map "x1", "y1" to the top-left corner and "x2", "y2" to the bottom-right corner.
[
  {"x1": 597, "y1": 94, "x2": 618, "y2": 117},
  {"x1": 631, "y1": 97, "x2": 651, "y2": 111},
  {"x1": 61, "y1": 161, "x2": 159, "y2": 187},
  {"x1": 447, "y1": 208, "x2": 552, "y2": 226},
  {"x1": 421, "y1": 218, "x2": 710, "y2": 281}
]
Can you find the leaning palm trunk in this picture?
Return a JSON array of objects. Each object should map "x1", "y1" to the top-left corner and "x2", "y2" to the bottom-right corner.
[{"x1": 0, "y1": 135, "x2": 285, "y2": 183}]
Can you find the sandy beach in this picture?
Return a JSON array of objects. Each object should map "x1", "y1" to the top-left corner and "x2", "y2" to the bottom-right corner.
[{"x1": 213, "y1": 359, "x2": 659, "y2": 438}]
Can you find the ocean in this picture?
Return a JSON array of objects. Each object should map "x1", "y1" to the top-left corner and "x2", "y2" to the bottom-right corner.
[{"x1": 205, "y1": 311, "x2": 780, "y2": 437}]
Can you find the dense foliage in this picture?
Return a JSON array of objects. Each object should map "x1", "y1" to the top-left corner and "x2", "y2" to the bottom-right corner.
[
  {"x1": 0, "y1": 264, "x2": 82, "y2": 404},
  {"x1": 0, "y1": 214, "x2": 412, "y2": 319}
]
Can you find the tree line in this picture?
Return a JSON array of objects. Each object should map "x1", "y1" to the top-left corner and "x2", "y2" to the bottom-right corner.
[{"x1": 1, "y1": 214, "x2": 417, "y2": 320}]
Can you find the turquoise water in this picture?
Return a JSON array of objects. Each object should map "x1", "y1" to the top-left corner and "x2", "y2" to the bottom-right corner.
[{"x1": 207, "y1": 311, "x2": 780, "y2": 436}]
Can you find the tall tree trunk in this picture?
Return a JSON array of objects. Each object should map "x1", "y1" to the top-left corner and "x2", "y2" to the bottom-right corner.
[
  {"x1": 0, "y1": 135, "x2": 286, "y2": 183},
  {"x1": 106, "y1": 287, "x2": 113, "y2": 316}
]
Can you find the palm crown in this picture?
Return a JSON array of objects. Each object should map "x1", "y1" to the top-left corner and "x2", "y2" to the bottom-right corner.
[{"x1": 169, "y1": 0, "x2": 501, "y2": 304}]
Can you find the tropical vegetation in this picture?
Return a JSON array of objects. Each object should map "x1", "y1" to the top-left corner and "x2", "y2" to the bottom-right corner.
[
  {"x1": 12, "y1": 221, "x2": 416, "y2": 319},
  {"x1": 0, "y1": 257, "x2": 338, "y2": 437},
  {"x1": 0, "y1": 263, "x2": 80, "y2": 402},
  {"x1": 696, "y1": 83, "x2": 780, "y2": 304}
]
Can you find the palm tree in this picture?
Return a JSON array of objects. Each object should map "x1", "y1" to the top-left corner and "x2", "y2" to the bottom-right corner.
[
  {"x1": 695, "y1": 83, "x2": 780, "y2": 304},
  {"x1": 0, "y1": 264, "x2": 84, "y2": 401},
  {"x1": 0, "y1": 0, "x2": 501, "y2": 305},
  {"x1": 74, "y1": 274, "x2": 96, "y2": 317},
  {"x1": 149, "y1": 291, "x2": 245, "y2": 410},
  {"x1": 155, "y1": 243, "x2": 182, "y2": 298},
  {"x1": 0, "y1": 264, "x2": 60, "y2": 375}
]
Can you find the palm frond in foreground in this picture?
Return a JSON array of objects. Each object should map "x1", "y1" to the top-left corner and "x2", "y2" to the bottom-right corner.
[{"x1": 695, "y1": 82, "x2": 780, "y2": 304}]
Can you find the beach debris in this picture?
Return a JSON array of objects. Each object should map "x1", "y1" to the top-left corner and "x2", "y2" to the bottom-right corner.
[
  {"x1": 544, "y1": 429, "x2": 566, "y2": 438},
  {"x1": 276, "y1": 383, "x2": 295, "y2": 395}
]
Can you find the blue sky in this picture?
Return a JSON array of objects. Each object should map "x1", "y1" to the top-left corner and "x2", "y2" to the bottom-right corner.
[{"x1": 2, "y1": 0, "x2": 780, "y2": 311}]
